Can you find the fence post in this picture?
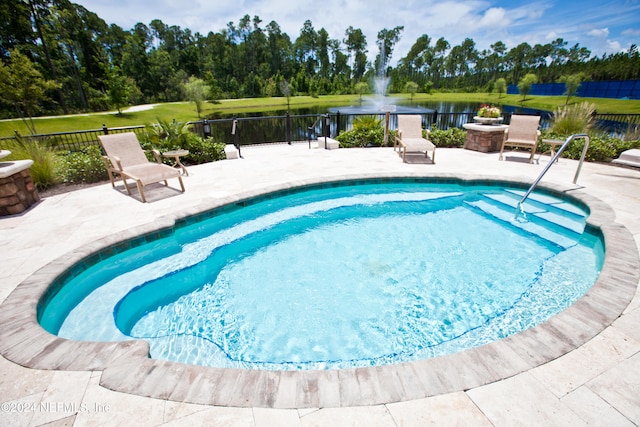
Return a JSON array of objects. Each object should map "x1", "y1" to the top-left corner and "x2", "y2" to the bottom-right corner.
[
  {"x1": 102, "y1": 124, "x2": 109, "y2": 135},
  {"x1": 231, "y1": 116, "x2": 242, "y2": 158},
  {"x1": 286, "y1": 112, "x2": 292, "y2": 145},
  {"x1": 324, "y1": 114, "x2": 330, "y2": 138},
  {"x1": 432, "y1": 110, "x2": 438, "y2": 128}
]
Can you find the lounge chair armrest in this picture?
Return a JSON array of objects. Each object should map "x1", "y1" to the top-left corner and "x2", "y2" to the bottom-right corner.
[
  {"x1": 394, "y1": 129, "x2": 403, "y2": 148},
  {"x1": 104, "y1": 155, "x2": 124, "y2": 171},
  {"x1": 101, "y1": 155, "x2": 111, "y2": 169},
  {"x1": 151, "y1": 149, "x2": 162, "y2": 164},
  {"x1": 424, "y1": 128, "x2": 430, "y2": 139}
]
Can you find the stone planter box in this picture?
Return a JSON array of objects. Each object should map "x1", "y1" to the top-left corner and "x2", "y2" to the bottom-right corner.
[
  {"x1": 0, "y1": 160, "x2": 40, "y2": 216},
  {"x1": 462, "y1": 123, "x2": 509, "y2": 153}
]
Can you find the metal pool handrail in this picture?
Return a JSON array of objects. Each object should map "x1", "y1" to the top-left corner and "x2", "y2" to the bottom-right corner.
[{"x1": 518, "y1": 133, "x2": 590, "y2": 209}]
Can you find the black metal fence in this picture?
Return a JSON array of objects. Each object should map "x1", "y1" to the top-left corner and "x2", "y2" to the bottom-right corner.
[
  {"x1": 1, "y1": 111, "x2": 638, "y2": 152},
  {"x1": 0, "y1": 125, "x2": 146, "y2": 152},
  {"x1": 590, "y1": 113, "x2": 640, "y2": 136}
]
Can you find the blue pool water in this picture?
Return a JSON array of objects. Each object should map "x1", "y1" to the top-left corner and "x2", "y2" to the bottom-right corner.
[{"x1": 39, "y1": 180, "x2": 603, "y2": 370}]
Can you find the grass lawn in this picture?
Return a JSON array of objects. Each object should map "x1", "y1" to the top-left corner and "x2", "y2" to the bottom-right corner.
[{"x1": 1, "y1": 93, "x2": 639, "y2": 138}]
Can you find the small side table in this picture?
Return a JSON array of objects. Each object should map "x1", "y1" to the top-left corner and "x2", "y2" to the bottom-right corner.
[
  {"x1": 540, "y1": 139, "x2": 564, "y2": 163},
  {"x1": 163, "y1": 149, "x2": 189, "y2": 176}
]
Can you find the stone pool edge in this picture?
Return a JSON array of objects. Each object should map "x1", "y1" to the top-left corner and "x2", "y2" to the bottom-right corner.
[{"x1": 0, "y1": 171, "x2": 637, "y2": 409}]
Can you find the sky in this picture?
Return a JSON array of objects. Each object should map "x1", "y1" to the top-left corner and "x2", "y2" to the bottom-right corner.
[{"x1": 71, "y1": 0, "x2": 640, "y2": 64}]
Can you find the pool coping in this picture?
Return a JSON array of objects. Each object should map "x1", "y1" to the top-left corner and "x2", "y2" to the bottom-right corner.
[{"x1": 0, "y1": 171, "x2": 638, "y2": 409}]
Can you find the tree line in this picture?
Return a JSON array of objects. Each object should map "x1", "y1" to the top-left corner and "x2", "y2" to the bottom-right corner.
[{"x1": 1, "y1": 0, "x2": 639, "y2": 122}]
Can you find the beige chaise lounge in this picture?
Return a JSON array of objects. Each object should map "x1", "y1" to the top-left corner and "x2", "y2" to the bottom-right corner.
[
  {"x1": 394, "y1": 115, "x2": 436, "y2": 163},
  {"x1": 98, "y1": 132, "x2": 185, "y2": 203},
  {"x1": 499, "y1": 114, "x2": 541, "y2": 164}
]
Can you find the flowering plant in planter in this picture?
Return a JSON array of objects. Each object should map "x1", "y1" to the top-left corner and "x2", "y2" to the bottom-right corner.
[{"x1": 477, "y1": 104, "x2": 501, "y2": 118}]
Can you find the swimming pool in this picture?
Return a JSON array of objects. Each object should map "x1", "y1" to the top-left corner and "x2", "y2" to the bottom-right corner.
[{"x1": 38, "y1": 178, "x2": 603, "y2": 371}]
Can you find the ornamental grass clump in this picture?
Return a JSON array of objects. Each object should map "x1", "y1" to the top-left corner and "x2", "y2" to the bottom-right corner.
[
  {"x1": 2, "y1": 134, "x2": 59, "y2": 189},
  {"x1": 551, "y1": 101, "x2": 595, "y2": 136}
]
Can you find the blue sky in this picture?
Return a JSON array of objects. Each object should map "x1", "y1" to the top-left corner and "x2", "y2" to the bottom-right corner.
[{"x1": 72, "y1": 0, "x2": 640, "y2": 63}]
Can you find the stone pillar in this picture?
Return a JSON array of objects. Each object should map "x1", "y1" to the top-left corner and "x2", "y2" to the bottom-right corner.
[
  {"x1": 0, "y1": 160, "x2": 40, "y2": 216},
  {"x1": 462, "y1": 123, "x2": 509, "y2": 153}
]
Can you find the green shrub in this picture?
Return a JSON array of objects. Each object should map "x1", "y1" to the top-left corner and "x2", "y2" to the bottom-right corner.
[
  {"x1": 57, "y1": 145, "x2": 108, "y2": 183},
  {"x1": 540, "y1": 129, "x2": 640, "y2": 162},
  {"x1": 429, "y1": 127, "x2": 466, "y2": 148},
  {"x1": 184, "y1": 137, "x2": 226, "y2": 163},
  {"x1": 335, "y1": 115, "x2": 397, "y2": 148},
  {"x1": 138, "y1": 120, "x2": 226, "y2": 164}
]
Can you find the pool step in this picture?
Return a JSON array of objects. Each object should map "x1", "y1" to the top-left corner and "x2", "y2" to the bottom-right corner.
[
  {"x1": 506, "y1": 189, "x2": 587, "y2": 220},
  {"x1": 484, "y1": 190, "x2": 587, "y2": 234},
  {"x1": 465, "y1": 191, "x2": 586, "y2": 249}
]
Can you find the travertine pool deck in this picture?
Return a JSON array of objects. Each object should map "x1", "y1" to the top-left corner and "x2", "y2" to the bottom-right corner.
[{"x1": 1, "y1": 145, "x2": 639, "y2": 426}]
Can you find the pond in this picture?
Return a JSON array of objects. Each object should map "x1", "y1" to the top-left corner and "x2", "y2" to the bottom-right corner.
[
  {"x1": 201, "y1": 99, "x2": 549, "y2": 146},
  {"x1": 209, "y1": 99, "x2": 542, "y2": 118}
]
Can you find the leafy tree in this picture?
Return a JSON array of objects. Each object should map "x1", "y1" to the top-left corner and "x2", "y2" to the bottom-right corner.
[
  {"x1": 506, "y1": 42, "x2": 533, "y2": 84},
  {"x1": 344, "y1": 26, "x2": 367, "y2": 79},
  {"x1": 279, "y1": 79, "x2": 291, "y2": 110},
  {"x1": 404, "y1": 81, "x2": 418, "y2": 101},
  {"x1": 495, "y1": 77, "x2": 507, "y2": 98},
  {"x1": 0, "y1": 49, "x2": 57, "y2": 134},
  {"x1": 423, "y1": 80, "x2": 434, "y2": 94},
  {"x1": 0, "y1": 0, "x2": 34, "y2": 60},
  {"x1": 518, "y1": 73, "x2": 538, "y2": 101},
  {"x1": 106, "y1": 66, "x2": 137, "y2": 114},
  {"x1": 355, "y1": 81, "x2": 369, "y2": 103},
  {"x1": 375, "y1": 26, "x2": 403, "y2": 75},
  {"x1": 295, "y1": 20, "x2": 318, "y2": 76},
  {"x1": 558, "y1": 73, "x2": 583, "y2": 104},
  {"x1": 183, "y1": 76, "x2": 210, "y2": 117},
  {"x1": 25, "y1": 0, "x2": 68, "y2": 114},
  {"x1": 316, "y1": 28, "x2": 331, "y2": 78}
]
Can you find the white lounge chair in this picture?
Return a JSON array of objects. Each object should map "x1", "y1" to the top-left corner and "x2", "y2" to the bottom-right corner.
[
  {"x1": 98, "y1": 132, "x2": 185, "y2": 203},
  {"x1": 394, "y1": 115, "x2": 435, "y2": 163}
]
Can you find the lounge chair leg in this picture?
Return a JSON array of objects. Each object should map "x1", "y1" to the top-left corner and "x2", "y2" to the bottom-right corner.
[
  {"x1": 178, "y1": 176, "x2": 185, "y2": 192},
  {"x1": 121, "y1": 178, "x2": 132, "y2": 195},
  {"x1": 135, "y1": 181, "x2": 147, "y2": 203},
  {"x1": 102, "y1": 157, "x2": 117, "y2": 188},
  {"x1": 108, "y1": 171, "x2": 116, "y2": 188}
]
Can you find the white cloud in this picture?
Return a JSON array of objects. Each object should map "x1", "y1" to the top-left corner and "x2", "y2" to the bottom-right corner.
[
  {"x1": 587, "y1": 28, "x2": 610, "y2": 38},
  {"x1": 606, "y1": 39, "x2": 622, "y2": 51},
  {"x1": 545, "y1": 31, "x2": 559, "y2": 41},
  {"x1": 478, "y1": 7, "x2": 509, "y2": 29}
]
